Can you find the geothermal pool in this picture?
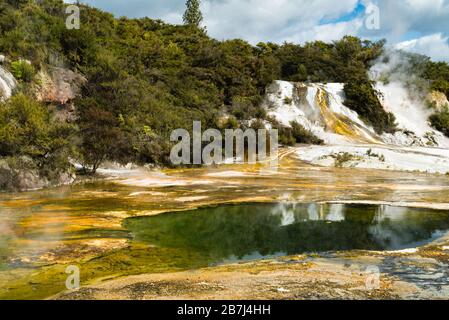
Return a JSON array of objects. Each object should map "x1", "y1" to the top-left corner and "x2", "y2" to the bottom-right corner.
[
  {"x1": 1, "y1": 152, "x2": 449, "y2": 299},
  {"x1": 125, "y1": 203, "x2": 449, "y2": 265}
]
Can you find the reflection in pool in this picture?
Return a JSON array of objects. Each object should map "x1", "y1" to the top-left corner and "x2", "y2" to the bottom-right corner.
[{"x1": 124, "y1": 203, "x2": 449, "y2": 265}]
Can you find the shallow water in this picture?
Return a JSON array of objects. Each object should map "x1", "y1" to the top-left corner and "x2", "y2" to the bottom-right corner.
[
  {"x1": 125, "y1": 203, "x2": 449, "y2": 265},
  {"x1": 1, "y1": 151, "x2": 449, "y2": 299}
]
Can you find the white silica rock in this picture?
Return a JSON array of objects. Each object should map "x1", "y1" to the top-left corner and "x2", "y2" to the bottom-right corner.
[
  {"x1": 295, "y1": 144, "x2": 449, "y2": 174},
  {"x1": 264, "y1": 80, "x2": 449, "y2": 148},
  {"x1": 0, "y1": 65, "x2": 17, "y2": 100},
  {"x1": 375, "y1": 81, "x2": 449, "y2": 148},
  {"x1": 263, "y1": 77, "x2": 449, "y2": 173},
  {"x1": 263, "y1": 80, "x2": 381, "y2": 145}
]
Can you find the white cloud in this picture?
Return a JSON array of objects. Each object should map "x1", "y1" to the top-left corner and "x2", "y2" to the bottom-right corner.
[
  {"x1": 64, "y1": 0, "x2": 185, "y2": 23},
  {"x1": 396, "y1": 33, "x2": 449, "y2": 62},
  {"x1": 284, "y1": 19, "x2": 364, "y2": 44},
  {"x1": 202, "y1": 0, "x2": 359, "y2": 43},
  {"x1": 359, "y1": 0, "x2": 449, "y2": 42}
]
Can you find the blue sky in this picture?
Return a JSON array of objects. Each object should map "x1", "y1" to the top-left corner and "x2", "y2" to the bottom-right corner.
[
  {"x1": 65, "y1": 0, "x2": 449, "y2": 61},
  {"x1": 319, "y1": 2, "x2": 365, "y2": 25}
]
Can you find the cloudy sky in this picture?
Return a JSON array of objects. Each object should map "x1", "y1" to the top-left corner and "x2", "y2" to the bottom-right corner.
[{"x1": 65, "y1": 0, "x2": 449, "y2": 61}]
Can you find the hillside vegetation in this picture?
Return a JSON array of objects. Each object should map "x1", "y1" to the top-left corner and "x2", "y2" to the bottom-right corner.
[{"x1": 1, "y1": 0, "x2": 449, "y2": 189}]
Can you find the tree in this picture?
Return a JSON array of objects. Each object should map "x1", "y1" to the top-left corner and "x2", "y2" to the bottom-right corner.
[
  {"x1": 430, "y1": 107, "x2": 449, "y2": 137},
  {"x1": 0, "y1": 94, "x2": 51, "y2": 157},
  {"x1": 78, "y1": 105, "x2": 128, "y2": 174},
  {"x1": 0, "y1": 94, "x2": 75, "y2": 180},
  {"x1": 343, "y1": 81, "x2": 397, "y2": 134},
  {"x1": 183, "y1": 0, "x2": 203, "y2": 27}
]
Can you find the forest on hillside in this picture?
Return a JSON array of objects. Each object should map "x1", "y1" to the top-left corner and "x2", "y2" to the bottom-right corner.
[{"x1": 1, "y1": 0, "x2": 449, "y2": 189}]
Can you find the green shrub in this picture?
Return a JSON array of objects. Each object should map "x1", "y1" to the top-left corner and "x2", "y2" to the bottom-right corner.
[
  {"x1": 10, "y1": 60, "x2": 35, "y2": 82},
  {"x1": 221, "y1": 116, "x2": 239, "y2": 130},
  {"x1": 0, "y1": 94, "x2": 75, "y2": 179},
  {"x1": 430, "y1": 80, "x2": 449, "y2": 99},
  {"x1": 271, "y1": 120, "x2": 323, "y2": 146},
  {"x1": 343, "y1": 80, "x2": 397, "y2": 134},
  {"x1": 0, "y1": 94, "x2": 51, "y2": 157},
  {"x1": 278, "y1": 127, "x2": 296, "y2": 146},
  {"x1": 429, "y1": 107, "x2": 449, "y2": 137},
  {"x1": 290, "y1": 121, "x2": 323, "y2": 145},
  {"x1": 334, "y1": 152, "x2": 356, "y2": 167},
  {"x1": 283, "y1": 97, "x2": 293, "y2": 105}
]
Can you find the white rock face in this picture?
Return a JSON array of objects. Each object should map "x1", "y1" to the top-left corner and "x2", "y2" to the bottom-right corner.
[
  {"x1": 0, "y1": 65, "x2": 17, "y2": 100},
  {"x1": 375, "y1": 81, "x2": 449, "y2": 148},
  {"x1": 264, "y1": 80, "x2": 381, "y2": 145},
  {"x1": 265, "y1": 80, "x2": 449, "y2": 148},
  {"x1": 296, "y1": 144, "x2": 449, "y2": 174},
  {"x1": 265, "y1": 80, "x2": 449, "y2": 173}
]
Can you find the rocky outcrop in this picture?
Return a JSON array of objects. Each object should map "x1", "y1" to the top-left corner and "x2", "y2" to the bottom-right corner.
[
  {"x1": 34, "y1": 67, "x2": 86, "y2": 105},
  {"x1": 33, "y1": 66, "x2": 87, "y2": 123},
  {"x1": 0, "y1": 157, "x2": 76, "y2": 191},
  {"x1": 427, "y1": 90, "x2": 449, "y2": 111}
]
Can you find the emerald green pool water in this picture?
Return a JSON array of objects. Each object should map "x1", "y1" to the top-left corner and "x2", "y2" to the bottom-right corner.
[
  {"x1": 1, "y1": 200, "x2": 449, "y2": 299},
  {"x1": 124, "y1": 203, "x2": 449, "y2": 265}
]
